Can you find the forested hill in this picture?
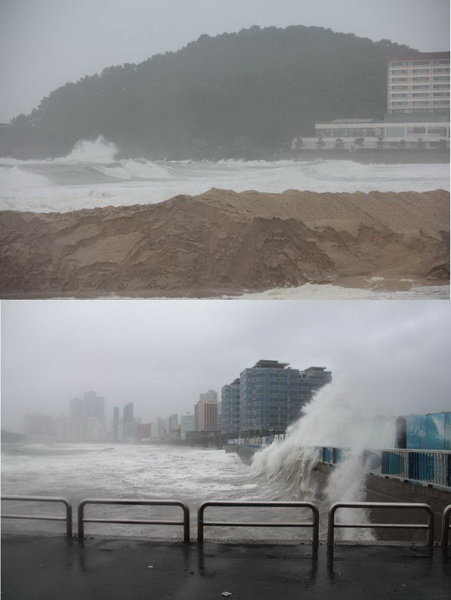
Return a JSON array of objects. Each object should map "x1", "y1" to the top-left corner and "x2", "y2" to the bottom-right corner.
[{"x1": 2, "y1": 25, "x2": 417, "y2": 159}]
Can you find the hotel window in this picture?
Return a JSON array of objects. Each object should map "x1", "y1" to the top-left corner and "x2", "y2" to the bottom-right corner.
[
  {"x1": 391, "y1": 101, "x2": 408, "y2": 106},
  {"x1": 412, "y1": 77, "x2": 429, "y2": 81},
  {"x1": 433, "y1": 83, "x2": 449, "y2": 88},
  {"x1": 391, "y1": 85, "x2": 409, "y2": 90},
  {"x1": 433, "y1": 59, "x2": 449, "y2": 65},
  {"x1": 386, "y1": 127, "x2": 406, "y2": 136},
  {"x1": 412, "y1": 68, "x2": 430, "y2": 74},
  {"x1": 412, "y1": 92, "x2": 429, "y2": 97},
  {"x1": 412, "y1": 85, "x2": 429, "y2": 89},
  {"x1": 392, "y1": 69, "x2": 408, "y2": 74},
  {"x1": 412, "y1": 61, "x2": 430, "y2": 66},
  {"x1": 392, "y1": 93, "x2": 408, "y2": 98},
  {"x1": 407, "y1": 127, "x2": 426, "y2": 134},
  {"x1": 434, "y1": 76, "x2": 449, "y2": 81},
  {"x1": 391, "y1": 77, "x2": 408, "y2": 82},
  {"x1": 427, "y1": 127, "x2": 447, "y2": 135},
  {"x1": 391, "y1": 61, "x2": 409, "y2": 66},
  {"x1": 433, "y1": 68, "x2": 450, "y2": 73},
  {"x1": 433, "y1": 92, "x2": 450, "y2": 97}
]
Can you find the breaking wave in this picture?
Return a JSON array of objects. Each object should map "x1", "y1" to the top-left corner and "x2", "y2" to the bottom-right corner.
[
  {"x1": 0, "y1": 136, "x2": 448, "y2": 213},
  {"x1": 59, "y1": 136, "x2": 119, "y2": 164},
  {"x1": 250, "y1": 383, "x2": 397, "y2": 539}
]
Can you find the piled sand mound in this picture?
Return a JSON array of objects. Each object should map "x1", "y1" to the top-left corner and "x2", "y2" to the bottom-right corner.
[{"x1": 0, "y1": 189, "x2": 449, "y2": 297}]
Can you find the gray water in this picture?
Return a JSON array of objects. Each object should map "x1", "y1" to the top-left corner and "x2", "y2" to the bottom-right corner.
[
  {"x1": 0, "y1": 137, "x2": 448, "y2": 212},
  {"x1": 1, "y1": 443, "x2": 315, "y2": 542}
]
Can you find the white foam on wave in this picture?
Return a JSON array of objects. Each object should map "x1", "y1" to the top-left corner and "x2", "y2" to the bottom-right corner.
[
  {"x1": 58, "y1": 135, "x2": 119, "y2": 164},
  {"x1": 0, "y1": 135, "x2": 449, "y2": 212},
  {"x1": 0, "y1": 166, "x2": 52, "y2": 188},
  {"x1": 251, "y1": 382, "x2": 398, "y2": 539},
  {"x1": 97, "y1": 158, "x2": 172, "y2": 180},
  {"x1": 0, "y1": 136, "x2": 118, "y2": 167},
  {"x1": 225, "y1": 283, "x2": 449, "y2": 300}
]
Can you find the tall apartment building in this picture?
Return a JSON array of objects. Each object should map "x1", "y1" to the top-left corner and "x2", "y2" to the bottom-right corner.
[
  {"x1": 112, "y1": 406, "x2": 120, "y2": 442},
  {"x1": 123, "y1": 402, "x2": 134, "y2": 424},
  {"x1": 221, "y1": 378, "x2": 241, "y2": 434},
  {"x1": 195, "y1": 390, "x2": 218, "y2": 432},
  {"x1": 180, "y1": 413, "x2": 195, "y2": 439},
  {"x1": 300, "y1": 367, "x2": 332, "y2": 404},
  {"x1": 123, "y1": 402, "x2": 135, "y2": 440},
  {"x1": 239, "y1": 360, "x2": 331, "y2": 433},
  {"x1": 68, "y1": 391, "x2": 106, "y2": 441},
  {"x1": 387, "y1": 52, "x2": 449, "y2": 115}
]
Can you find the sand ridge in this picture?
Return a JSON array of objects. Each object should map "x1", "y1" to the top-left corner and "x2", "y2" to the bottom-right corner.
[{"x1": 0, "y1": 189, "x2": 449, "y2": 298}]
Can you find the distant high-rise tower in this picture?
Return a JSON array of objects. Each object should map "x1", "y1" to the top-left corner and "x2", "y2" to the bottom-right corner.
[
  {"x1": 112, "y1": 406, "x2": 120, "y2": 442},
  {"x1": 123, "y1": 402, "x2": 134, "y2": 424},
  {"x1": 195, "y1": 390, "x2": 218, "y2": 432},
  {"x1": 68, "y1": 391, "x2": 106, "y2": 441},
  {"x1": 222, "y1": 378, "x2": 241, "y2": 434}
]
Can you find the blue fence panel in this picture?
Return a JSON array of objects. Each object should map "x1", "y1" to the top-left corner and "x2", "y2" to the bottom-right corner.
[
  {"x1": 322, "y1": 447, "x2": 333, "y2": 463},
  {"x1": 427, "y1": 412, "x2": 447, "y2": 450},
  {"x1": 445, "y1": 412, "x2": 451, "y2": 451},
  {"x1": 405, "y1": 415, "x2": 428, "y2": 449},
  {"x1": 408, "y1": 452, "x2": 434, "y2": 482},
  {"x1": 382, "y1": 450, "x2": 450, "y2": 486},
  {"x1": 332, "y1": 448, "x2": 343, "y2": 464},
  {"x1": 381, "y1": 451, "x2": 408, "y2": 477}
]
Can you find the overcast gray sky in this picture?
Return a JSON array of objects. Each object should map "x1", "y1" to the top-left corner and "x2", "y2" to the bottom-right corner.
[
  {"x1": 2, "y1": 300, "x2": 450, "y2": 432},
  {"x1": 1, "y1": 0, "x2": 449, "y2": 122}
]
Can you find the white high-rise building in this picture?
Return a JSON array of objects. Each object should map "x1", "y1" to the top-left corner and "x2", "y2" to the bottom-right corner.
[{"x1": 387, "y1": 52, "x2": 449, "y2": 115}]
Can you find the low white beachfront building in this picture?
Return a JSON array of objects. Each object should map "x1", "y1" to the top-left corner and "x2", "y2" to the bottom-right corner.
[{"x1": 292, "y1": 116, "x2": 449, "y2": 151}]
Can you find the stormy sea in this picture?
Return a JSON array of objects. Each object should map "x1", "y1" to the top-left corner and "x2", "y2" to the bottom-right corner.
[
  {"x1": 1, "y1": 137, "x2": 449, "y2": 300},
  {"x1": 1, "y1": 441, "x2": 372, "y2": 543},
  {"x1": 1, "y1": 136, "x2": 449, "y2": 214}
]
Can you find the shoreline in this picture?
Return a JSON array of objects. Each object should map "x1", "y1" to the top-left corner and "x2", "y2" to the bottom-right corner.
[{"x1": 1, "y1": 279, "x2": 448, "y2": 301}]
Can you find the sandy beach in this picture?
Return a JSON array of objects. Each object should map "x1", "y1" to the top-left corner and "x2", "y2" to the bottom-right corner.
[{"x1": 0, "y1": 188, "x2": 448, "y2": 299}]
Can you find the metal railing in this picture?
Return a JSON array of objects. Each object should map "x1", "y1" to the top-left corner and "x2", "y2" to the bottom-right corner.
[
  {"x1": 381, "y1": 450, "x2": 451, "y2": 487},
  {"x1": 4, "y1": 495, "x2": 451, "y2": 557},
  {"x1": 1, "y1": 495, "x2": 72, "y2": 537},
  {"x1": 327, "y1": 502, "x2": 434, "y2": 559},
  {"x1": 198, "y1": 501, "x2": 319, "y2": 556},
  {"x1": 77, "y1": 498, "x2": 190, "y2": 542},
  {"x1": 441, "y1": 504, "x2": 451, "y2": 557}
]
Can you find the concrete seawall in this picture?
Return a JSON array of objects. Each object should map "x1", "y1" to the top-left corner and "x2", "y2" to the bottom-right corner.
[{"x1": 231, "y1": 445, "x2": 451, "y2": 541}]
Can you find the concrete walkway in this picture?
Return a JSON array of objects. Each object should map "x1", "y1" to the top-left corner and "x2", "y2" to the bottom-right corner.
[{"x1": 2, "y1": 535, "x2": 450, "y2": 600}]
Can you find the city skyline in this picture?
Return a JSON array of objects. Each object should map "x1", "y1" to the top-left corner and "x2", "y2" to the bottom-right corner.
[{"x1": 2, "y1": 300, "x2": 450, "y2": 432}]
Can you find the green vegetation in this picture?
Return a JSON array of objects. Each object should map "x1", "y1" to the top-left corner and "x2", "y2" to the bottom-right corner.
[{"x1": 2, "y1": 26, "x2": 416, "y2": 159}]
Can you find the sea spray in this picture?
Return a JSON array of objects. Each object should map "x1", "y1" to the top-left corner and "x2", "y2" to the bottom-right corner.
[
  {"x1": 250, "y1": 382, "x2": 396, "y2": 539},
  {"x1": 61, "y1": 136, "x2": 119, "y2": 164}
]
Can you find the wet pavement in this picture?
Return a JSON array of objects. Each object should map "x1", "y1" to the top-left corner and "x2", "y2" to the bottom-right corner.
[{"x1": 2, "y1": 534, "x2": 450, "y2": 600}]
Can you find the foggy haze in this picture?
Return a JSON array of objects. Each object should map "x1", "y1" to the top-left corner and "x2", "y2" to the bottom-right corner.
[
  {"x1": 1, "y1": 0, "x2": 449, "y2": 122},
  {"x1": 2, "y1": 300, "x2": 450, "y2": 433}
]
